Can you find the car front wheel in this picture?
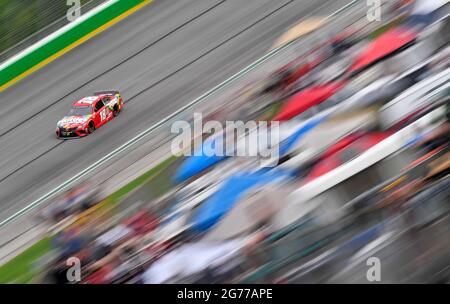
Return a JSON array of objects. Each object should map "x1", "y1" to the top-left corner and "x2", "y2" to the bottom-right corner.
[{"x1": 87, "y1": 121, "x2": 95, "y2": 134}]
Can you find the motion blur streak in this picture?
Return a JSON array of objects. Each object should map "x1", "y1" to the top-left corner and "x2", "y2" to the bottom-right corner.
[
  {"x1": 0, "y1": 0, "x2": 153, "y2": 92},
  {"x1": 2, "y1": 0, "x2": 449, "y2": 285},
  {"x1": 0, "y1": 0, "x2": 350, "y2": 228}
]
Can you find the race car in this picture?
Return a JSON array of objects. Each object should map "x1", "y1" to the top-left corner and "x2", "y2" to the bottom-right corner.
[{"x1": 56, "y1": 91, "x2": 123, "y2": 138}]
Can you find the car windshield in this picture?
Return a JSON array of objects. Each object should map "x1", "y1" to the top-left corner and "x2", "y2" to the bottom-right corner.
[{"x1": 67, "y1": 106, "x2": 92, "y2": 116}]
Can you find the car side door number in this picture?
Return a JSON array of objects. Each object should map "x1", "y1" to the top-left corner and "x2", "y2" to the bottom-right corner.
[{"x1": 100, "y1": 109, "x2": 106, "y2": 121}]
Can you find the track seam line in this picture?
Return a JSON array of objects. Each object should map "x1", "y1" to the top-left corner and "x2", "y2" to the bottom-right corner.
[
  {"x1": 0, "y1": 0, "x2": 295, "y2": 189},
  {"x1": 0, "y1": 0, "x2": 227, "y2": 139},
  {"x1": 0, "y1": 0, "x2": 359, "y2": 228},
  {"x1": 0, "y1": 141, "x2": 64, "y2": 184},
  {"x1": 0, "y1": 0, "x2": 292, "y2": 189},
  {"x1": 0, "y1": 0, "x2": 153, "y2": 92},
  {"x1": 127, "y1": 0, "x2": 295, "y2": 102}
]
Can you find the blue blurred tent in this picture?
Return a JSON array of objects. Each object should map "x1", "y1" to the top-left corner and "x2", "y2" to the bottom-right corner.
[
  {"x1": 174, "y1": 114, "x2": 329, "y2": 183},
  {"x1": 278, "y1": 113, "x2": 330, "y2": 156},
  {"x1": 173, "y1": 134, "x2": 228, "y2": 184},
  {"x1": 191, "y1": 169, "x2": 293, "y2": 232}
]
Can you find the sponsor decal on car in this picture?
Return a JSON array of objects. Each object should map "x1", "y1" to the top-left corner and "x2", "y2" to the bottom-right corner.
[
  {"x1": 77, "y1": 96, "x2": 98, "y2": 104},
  {"x1": 106, "y1": 96, "x2": 119, "y2": 109},
  {"x1": 58, "y1": 115, "x2": 90, "y2": 126}
]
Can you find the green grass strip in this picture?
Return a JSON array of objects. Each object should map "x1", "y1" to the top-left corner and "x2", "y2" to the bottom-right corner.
[
  {"x1": 0, "y1": 237, "x2": 52, "y2": 284},
  {"x1": 0, "y1": 155, "x2": 177, "y2": 282},
  {"x1": 107, "y1": 155, "x2": 178, "y2": 203}
]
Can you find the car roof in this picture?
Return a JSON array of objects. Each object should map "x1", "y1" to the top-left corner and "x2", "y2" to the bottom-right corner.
[{"x1": 73, "y1": 96, "x2": 100, "y2": 107}]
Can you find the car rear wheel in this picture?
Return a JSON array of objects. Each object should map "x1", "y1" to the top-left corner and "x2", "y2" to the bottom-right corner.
[{"x1": 113, "y1": 105, "x2": 120, "y2": 117}]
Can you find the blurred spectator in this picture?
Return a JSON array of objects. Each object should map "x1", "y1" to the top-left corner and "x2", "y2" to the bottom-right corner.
[
  {"x1": 418, "y1": 100, "x2": 450, "y2": 153},
  {"x1": 406, "y1": 0, "x2": 448, "y2": 28}
]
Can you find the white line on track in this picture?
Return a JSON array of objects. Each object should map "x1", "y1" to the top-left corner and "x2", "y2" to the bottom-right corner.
[{"x1": 0, "y1": 0, "x2": 358, "y2": 228}]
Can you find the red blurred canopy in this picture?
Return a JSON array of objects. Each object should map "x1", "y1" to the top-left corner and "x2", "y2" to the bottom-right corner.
[
  {"x1": 306, "y1": 132, "x2": 392, "y2": 181},
  {"x1": 273, "y1": 80, "x2": 346, "y2": 121},
  {"x1": 348, "y1": 26, "x2": 418, "y2": 73}
]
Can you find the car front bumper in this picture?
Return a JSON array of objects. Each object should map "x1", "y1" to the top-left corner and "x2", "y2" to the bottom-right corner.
[{"x1": 56, "y1": 127, "x2": 88, "y2": 139}]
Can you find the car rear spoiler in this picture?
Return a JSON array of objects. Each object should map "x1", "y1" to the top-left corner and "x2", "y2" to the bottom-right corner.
[{"x1": 94, "y1": 90, "x2": 120, "y2": 96}]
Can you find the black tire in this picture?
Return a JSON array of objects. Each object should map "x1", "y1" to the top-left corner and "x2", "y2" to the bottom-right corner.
[
  {"x1": 113, "y1": 105, "x2": 120, "y2": 117},
  {"x1": 88, "y1": 121, "x2": 95, "y2": 134}
]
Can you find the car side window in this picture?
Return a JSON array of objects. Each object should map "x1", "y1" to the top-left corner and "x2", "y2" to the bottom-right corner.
[{"x1": 95, "y1": 100, "x2": 104, "y2": 112}]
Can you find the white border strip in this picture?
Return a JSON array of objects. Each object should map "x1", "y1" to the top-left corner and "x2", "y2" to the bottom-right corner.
[
  {"x1": 289, "y1": 107, "x2": 447, "y2": 204},
  {"x1": 0, "y1": 0, "x2": 119, "y2": 71}
]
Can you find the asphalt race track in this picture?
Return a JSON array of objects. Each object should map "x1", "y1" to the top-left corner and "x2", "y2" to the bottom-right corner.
[{"x1": 0, "y1": 0, "x2": 352, "y2": 226}]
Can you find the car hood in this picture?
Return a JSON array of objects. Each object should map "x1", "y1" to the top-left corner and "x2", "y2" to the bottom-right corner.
[{"x1": 57, "y1": 115, "x2": 91, "y2": 128}]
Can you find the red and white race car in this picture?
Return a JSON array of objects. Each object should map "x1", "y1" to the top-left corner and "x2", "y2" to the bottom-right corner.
[{"x1": 56, "y1": 91, "x2": 123, "y2": 138}]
